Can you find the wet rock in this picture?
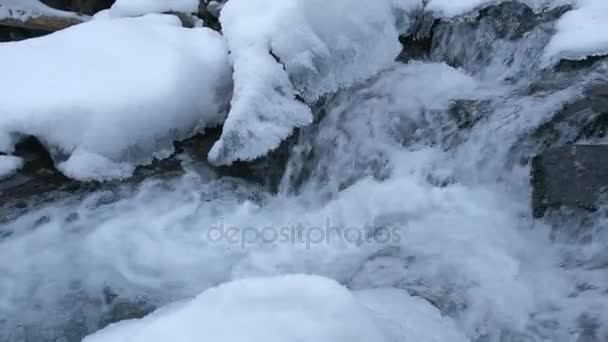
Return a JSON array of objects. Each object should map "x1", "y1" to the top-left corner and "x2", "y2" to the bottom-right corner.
[
  {"x1": 531, "y1": 145, "x2": 608, "y2": 218},
  {"x1": 98, "y1": 289, "x2": 156, "y2": 330},
  {"x1": 475, "y1": 1, "x2": 539, "y2": 41},
  {"x1": 555, "y1": 55, "x2": 608, "y2": 73},
  {"x1": 0, "y1": 26, "x2": 47, "y2": 42},
  {"x1": 397, "y1": 10, "x2": 437, "y2": 62},
  {"x1": 429, "y1": 1, "x2": 570, "y2": 78},
  {"x1": 530, "y1": 81, "x2": 608, "y2": 152},
  {"x1": 448, "y1": 99, "x2": 488, "y2": 129},
  {"x1": 198, "y1": 0, "x2": 224, "y2": 30},
  {"x1": 176, "y1": 126, "x2": 296, "y2": 192},
  {"x1": 0, "y1": 127, "x2": 292, "y2": 220}
]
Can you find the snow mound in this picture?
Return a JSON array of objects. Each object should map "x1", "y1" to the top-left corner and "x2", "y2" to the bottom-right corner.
[
  {"x1": 0, "y1": 155, "x2": 23, "y2": 179},
  {"x1": 83, "y1": 274, "x2": 467, "y2": 342},
  {"x1": 543, "y1": 0, "x2": 608, "y2": 65},
  {"x1": 209, "y1": 0, "x2": 421, "y2": 165},
  {"x1": 110, "y1": 0, "x2": 199, "y2": 17},
  {"x1": 0, "y1": 14, "x2": 231, "y2": 181},
  {"x1": 355, "y1": 288, "x2": 469, "y2": 342}
]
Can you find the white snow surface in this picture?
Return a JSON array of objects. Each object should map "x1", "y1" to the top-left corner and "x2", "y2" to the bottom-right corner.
[
  {"x1": 110, "y1": 0, "x2": 199, "y2": 17},
  {"x1": 0, "y1": 155, "x2": 23, "y2": 179},
  {"x1": 208, "y1": 0, "x2": 421, "y2": 165},
  {"x1": 0, "y1": 14, "x2": 231, "y2": 181},
  {"x1": 543, "y1": 0, "x2": 608, "y2": 64},
  {"x1": 84, "y1": 274, "x2": 468, "y2": 342}
]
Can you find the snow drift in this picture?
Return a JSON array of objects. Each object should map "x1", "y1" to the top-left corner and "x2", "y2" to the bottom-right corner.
[
  {"x1": 0, "y1": 14, "x2": 231, "y2": 181},
  {"x1": 83, "y1": 275, "x2": 467, "y2": 342},
  {"x1": 109, "y1": 0, "x2": 200, "y2": 17},
  {"x1": 543, "y1": 0, "x2": 608, "y2": 64}
]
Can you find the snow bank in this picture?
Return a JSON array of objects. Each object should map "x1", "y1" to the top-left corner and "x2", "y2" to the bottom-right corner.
[
  {"x1": 0, "y1": 14, "x2": 231, "y2": 181},
  {"x1": 209, "y1": 0, "x2": 421, "y2": 165},
  {"x1": 0, "y1": 155, "x2": 23, "y2": 179},
  {"x1": 543, "y1": 0, "x2": 608, "y2": 64},
  {"x1": 83, "y1": 274, "x2": 466, "y2": 342},
  {"x1": 110, "y1": 0, "x2": 199, "y2": 17},
  {"x1": 83, "y1": 275, "x2": 387, "y2": 342}
]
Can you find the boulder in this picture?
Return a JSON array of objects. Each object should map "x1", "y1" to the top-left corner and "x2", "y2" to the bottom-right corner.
[{"x1": 531, "y1": 145, "x2": 608, "y2": 217}]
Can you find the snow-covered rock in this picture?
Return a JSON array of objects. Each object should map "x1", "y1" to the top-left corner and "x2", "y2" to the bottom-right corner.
[
  {"x1": 0, "y1": 14, "x2": 231, "y2": 181},
  {"x1": 427, "y1": 0, "x2": 573, "y2": 17},
  {"x1": 543, "y1": 0, "x2": 608, "y2": 65},
  {"x1": 0, "y1": 0, "x2": 79, "y2": 20},
  {"x1": 83, "y1": 274, "x2": 467, "y2": 342},
  {"x1": 0, "y1": 155, "x2": 23, "y2": 179},
  {"x1": 209, "y1": 0, "x2": 421, "y2": 165},
  {"x1": 426, "y1": 0, "x2": 500, "y2": 17},
  {"x1": 109, "y1": 0, "x2": 200, "y2": 17}
]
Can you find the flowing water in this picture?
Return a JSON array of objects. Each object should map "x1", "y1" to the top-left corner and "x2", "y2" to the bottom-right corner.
[{"x1": 1, "y1": 2, "x2": 608, "y2": 341}]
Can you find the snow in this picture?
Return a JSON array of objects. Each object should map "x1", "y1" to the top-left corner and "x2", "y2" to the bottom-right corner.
[
  {"x1": 208, "y1": 0, "x2": 420, "y2": 165},
  {"x1": 0, "y1": 14, "x2": 231, "y2": 181},
  {"x1": 0, "y1": 155, "x2": 23, "y2": 179},
  {"x1": 542, "y1": 0, "x2": 608, "y2": 65},
  {"x1": 83, "y1": 274, "x2": 466, "y2": 342},
  {"x1": 426, "y1": 0, "x2": 499, "y2": 17},
  {"x1": 0, "y1": 0, "x2": 79, "y2": 20},
  {"x1": 355, "y1": 288, "x2": 469, "y2": 342},
  {"x1": 110, "y1": 0, "x2": 200, "y2": 17},
  {"x1": 57, "y1": 148, "x2": 135, "y2": 181}
]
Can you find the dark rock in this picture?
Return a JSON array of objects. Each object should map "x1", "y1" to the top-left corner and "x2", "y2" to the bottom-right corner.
[
  {"x1": 397, "y1": 10, "x2": 437, "y2": 62},
  {"x1": 98, "y1": 289, "x2": 156, "y2": 330},
  {"x1": 0, "y1": 26, "x2": 47, "y2": 42},
  {"x1": 531, "y1": 145, "x2": 608, "y2": 218},
  {"x1": 176, "y1": 126, "x2": 295, "y2": 192},
  {"x1": 555, "y1": 55, "x2": 608, "y2": 73},
  {"x1": 198, "y1": 0, "x2": 223, "y2": 31},
  {"x1": 429, "y1": 1, "x2": 570, "y2": 78},
  {"x1": 398, "y1": 33, "x2": 434, "y2": 62},
  {"x1": 529, "y1": 81, "x2": 608, "y2": 152},
  {"x1": 475, "y1": 1, "x2": 538, "y2": 41},
  {"x1": 41, "y1": 0, "x2": 115, "y2": 15},
  {"x1": 448, "y1": 99, "x2": 488, "y2": 129},
  {"x1": 0, "y1": 127, "x2": 292, "y2": 220}
]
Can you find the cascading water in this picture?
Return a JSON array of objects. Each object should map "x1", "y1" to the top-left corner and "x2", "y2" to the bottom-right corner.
[{"x1": 1, "y1": 1, "x2": 608, "y2": 342}]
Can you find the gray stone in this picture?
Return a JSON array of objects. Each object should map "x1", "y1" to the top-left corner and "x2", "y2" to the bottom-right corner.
[{"x1": 531, "y1": 145, "x2": 608, "y2": 218}]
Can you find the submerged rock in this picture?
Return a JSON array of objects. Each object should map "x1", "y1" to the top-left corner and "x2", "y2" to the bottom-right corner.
[
  {"x1": 531, "y1": 145, "x2": 608, "y2": 218},
  {"x1": 429, "y1": 1, "x2": 570, "y2": 79}
]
